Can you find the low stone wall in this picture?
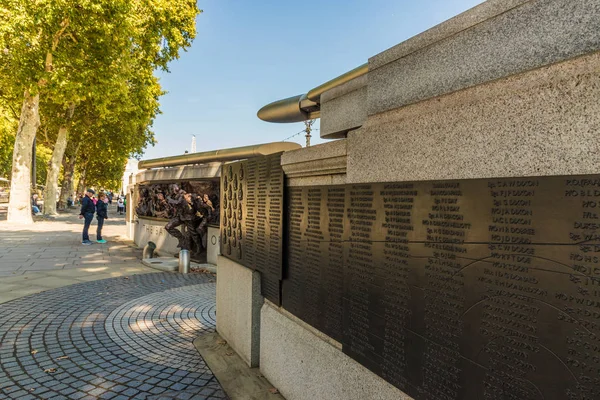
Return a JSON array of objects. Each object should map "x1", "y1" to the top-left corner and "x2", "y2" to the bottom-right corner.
[
  {"x1": 260, "y1": 302, "x2": 410, "y2": 400},
  {"x1": 133, "y1": 217, "x2": 180, "y2": 256},
  {"x1": 216, "y1": 256, "x2": 262, "y2": 367}
]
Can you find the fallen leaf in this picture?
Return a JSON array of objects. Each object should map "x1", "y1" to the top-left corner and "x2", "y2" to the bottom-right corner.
[
  {"x1": 55, "y1": 356, "x2": 69, "y2": 360},
  {"x1": 31, "y1": 350, "x2": 38, "y2": 355},
  {"x1": 44, "y1": 368, "x2": 57, "y2": 373},
  {"x1": 268, "y1": 388, "x2": 279, "y2": 394},
  {"x1": 225, "y1": 351, "x2": 234, "y2": 356}
]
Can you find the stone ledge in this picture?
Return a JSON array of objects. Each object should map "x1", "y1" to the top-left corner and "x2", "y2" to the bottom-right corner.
[
  {"x1": 280, "y1": 140, "x2": 347, "y2": 179},
  {"x1": 141, "y1": 257, "x2": 215, "y2": 273},
  {"x1": 367, "y1": 0, "x2": 600, "y2": 115},
  {"x1": 348, "y1": 51, "x2": 600, "y2": 183},
  {"x1": 133, "y1": 162, "x2": 221, "y2": 185},
  {"x1": 321, "y1": 74, "x2": 367, "y2": 103},
  {"x1": 320, "y1": 82, "x2": 367, "y2": 138},
  {"x1": 369, "y1": 0, "x2": 528, "y2": 70},
  {"x1": 194, "y1": 332, "x2": 284, "y2": 400}
]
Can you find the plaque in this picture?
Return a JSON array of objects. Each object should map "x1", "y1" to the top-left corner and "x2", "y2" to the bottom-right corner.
[
  {"x1": 282, "y1": 186, "x2": 345, "y2": 342},
  {"x1": 221, "y1": 154, "x2": 285, "y2": 305},
  {"x1": 281, "y1": 175, "x2": 600, "y2": 399}
]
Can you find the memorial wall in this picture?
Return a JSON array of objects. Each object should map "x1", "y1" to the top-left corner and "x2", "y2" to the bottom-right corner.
[
  {"x1": 289, "y1": 176, "x2": 600, "y2": 399},
  {"x1": 221, "y1": 153, "x2": 284, "y2": 305},
  {"x1": 223, "y1": 170, "x2": 600, "y2": 399}
]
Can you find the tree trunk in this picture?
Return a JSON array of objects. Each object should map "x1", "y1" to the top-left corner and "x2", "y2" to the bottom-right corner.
[
  {"x1": 77, "y1": 167, "x2": 87, "y2": 196},
  {"x1": 43, "y1": 126, "x2": 68, "y2": 215},
  {"x1": 8, "y1": 91, "x2": 40, "y2": 224},
  {"x1": 44, "y1": 104, "x2": 75, "y2": 215},
  {"x1": 58, "y1": 143, "x2": 79, "y2": 210}
]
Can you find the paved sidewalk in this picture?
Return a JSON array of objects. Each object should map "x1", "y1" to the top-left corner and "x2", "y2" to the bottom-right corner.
[
  {"x1": 0, "y1": 208, "x2": 228, "y2": 399},
  {"x1": 0, "y1": 207, "x2": 139, "y2": 276},
  {"x1": 0, "y1": 273, "x2": 226, "y2": 400},
  {"x1": 0, "y1": 207, "x2": 152, "y2": 304}
]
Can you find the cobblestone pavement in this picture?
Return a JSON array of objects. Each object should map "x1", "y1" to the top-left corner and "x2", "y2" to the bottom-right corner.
[
  {"x1": 0, "y1": 273, "x2": 228, "y2": 400},
  {"x1": 0, "y1": 207, "x2": 137, "y2": 277}
]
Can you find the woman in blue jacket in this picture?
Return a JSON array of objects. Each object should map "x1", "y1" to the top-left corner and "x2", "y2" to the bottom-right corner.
[{"x1": 96, "y1": 192, "x2": 109, "y2": 244}]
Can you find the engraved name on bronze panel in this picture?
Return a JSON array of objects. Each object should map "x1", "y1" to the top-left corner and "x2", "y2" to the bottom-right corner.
[
  {"x1": 282, "y1": 187, "x2": 306, "y2": 319},
  {"x1": 379, "y1": 182, "x2": 418, "y2": 392},
  {"x1": 220, "y1": 154, "x2": 285, "y2": 305},
  {"x1": 282, "y1": 186, "x2": 345, "y2": 342},
  {"x1": 280, "y1": 175, "x2": 600, "y2": 400},
  {"x1": 244, "y1": 159, "x2": 257, "y2": 266},
  {"x1": 321, "y1": 186, "x2": 345, "y2": 341},
  {"x1": 419, "y1": 181, "x2": 469, "y2": 399},
  {"x1": 342, "y1": 184, "x2": 385, "y2": 373},
  {"x1": 267, "y1": 155, "x2": 284, "y2": 280}
]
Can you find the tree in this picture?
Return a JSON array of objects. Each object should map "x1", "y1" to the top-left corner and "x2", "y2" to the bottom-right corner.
[
  {"x1": 0, "y1": 1, "x2": 127, "y2": 222},
  {"x1": 49, "y1": 0, "x2": 199, "y2": 215},
  {"x1": 1, "y1": 0, "x2": 200, "y2": 222}
]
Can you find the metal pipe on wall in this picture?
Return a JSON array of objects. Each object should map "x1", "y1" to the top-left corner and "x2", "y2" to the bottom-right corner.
[
  {"x1": 138, "y1": 142, "x2": 301, "y2": 170},
  {"x1": 257, "y1": 63, "x2": 368, "y2": 124}
]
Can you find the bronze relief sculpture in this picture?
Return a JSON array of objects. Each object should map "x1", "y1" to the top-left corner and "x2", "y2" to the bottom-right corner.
[{"x1": 134, "y1": 181, "x2": 220, "y2": 260}]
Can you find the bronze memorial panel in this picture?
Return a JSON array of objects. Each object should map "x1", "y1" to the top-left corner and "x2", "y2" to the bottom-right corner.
[
  {"x1": 282, "y1": 175, "x2": 600, "y2": 400},
  {"x1": 221, "y1": 154, "x2": 284, "y2": 305},
  {"x1": 283, "y1": 186, "x2": 345, "y2": 342}
]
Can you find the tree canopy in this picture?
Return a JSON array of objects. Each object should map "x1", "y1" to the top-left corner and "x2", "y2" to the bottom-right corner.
[{"x1": 0, "y1": 0, "x2": 201, "y2": 221}]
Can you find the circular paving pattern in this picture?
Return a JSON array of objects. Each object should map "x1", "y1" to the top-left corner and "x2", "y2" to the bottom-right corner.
[
  {"x1": 0, "y1": 273, "x2": 228, "y2": 400},
  {"x1": 105, "y1": 285, "x2": 216, "y2": 371}
]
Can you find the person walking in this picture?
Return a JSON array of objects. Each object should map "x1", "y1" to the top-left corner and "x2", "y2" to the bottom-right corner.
[
  {"x1": 117, "y1": 197, "x2": 124, "y2": 215},
  {"x1": 79, "y1": 189, "x2": 96, "y2": 245},
  {"x1": 96, "y1": 192, "x2": 108, "y2": 244}
]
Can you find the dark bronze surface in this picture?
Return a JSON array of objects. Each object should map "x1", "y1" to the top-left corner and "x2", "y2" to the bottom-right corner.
[
  {"x1": 283, "y1": 186, "x2": 345, "y2": 342},
  {"x1": 135, "y1": 181, "x2": 220, "y2": 262},
  {"x1": 282, "y1": 175, "x2": 600, "y2": 400},
  {"x1": 221, "y1": 154, "x2": 285, "y2": 305},
  {"x1": 135, "y1": 181, "x2": 219, "y2": 222}
]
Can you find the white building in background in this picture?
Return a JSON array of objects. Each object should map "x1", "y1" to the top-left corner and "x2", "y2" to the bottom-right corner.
[
  {"x1": 121, "y1": 159, "x2": 139, "y2": 195},
  {"x1": 191, "y1": 135, "x2": 197, "y2": 153}
]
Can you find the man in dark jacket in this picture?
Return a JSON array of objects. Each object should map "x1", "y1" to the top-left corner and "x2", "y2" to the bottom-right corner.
[{"x1": 79, "y1": 189, "x2": 96, "y2": 245}]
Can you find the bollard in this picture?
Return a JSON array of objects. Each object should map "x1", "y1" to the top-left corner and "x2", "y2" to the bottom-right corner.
[
  {"x1": 143, "y1": 241, "x2": 156, "y2": 259},
  {"x1": 179, "y1": 250, "x2": 190, "y2": 274}
]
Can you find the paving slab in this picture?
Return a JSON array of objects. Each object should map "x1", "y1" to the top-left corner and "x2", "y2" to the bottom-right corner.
[
  {"x1": 0, "y1": 274, "x2": 228, "y2": 399},
  {"x1": 0, "y1": 208, "x2": 234, "y2": 399},
  {"x1": 194, "y1": 333, "x2": 283, "y2": 400},
  {"x1": 0, "y1": 207, "x2": 155, "y2": 298}
]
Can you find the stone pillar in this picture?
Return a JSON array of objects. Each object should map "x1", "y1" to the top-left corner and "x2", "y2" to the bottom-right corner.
[
  {"x1": 206, "y1": 226, "x2": 220, "y2": 265},
  {"x1": 216, "y1": 255, "x2": 262, "y2": 367}
]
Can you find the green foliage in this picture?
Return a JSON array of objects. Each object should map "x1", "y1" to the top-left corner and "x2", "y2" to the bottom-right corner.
[
  {"x1": 0, "y1": 99, "x2": 17, "y2": 179},
  {"x1": 35, "y1": 143, "x2": 52, "y2": 187},
  {"x1": 0, "y1": 125, "x2": 15, "y2": 179},
  {"x1": 0, "y1": 0, "x2": 201, "y2": 190}
]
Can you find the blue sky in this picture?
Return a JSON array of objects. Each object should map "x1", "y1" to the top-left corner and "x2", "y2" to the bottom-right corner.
[{"x1": 144, "y1": 0, "x2": 485, "y2": 159}]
